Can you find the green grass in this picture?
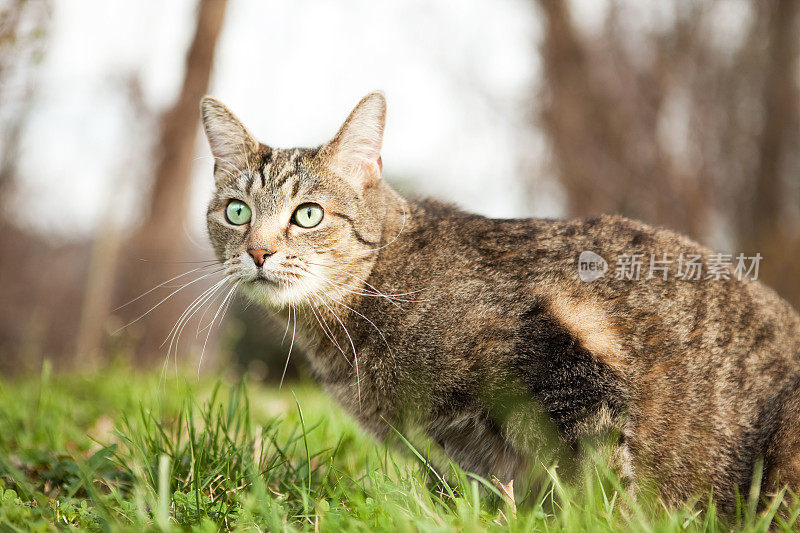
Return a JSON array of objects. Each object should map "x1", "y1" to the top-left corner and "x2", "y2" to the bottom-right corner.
[{"x1": 0, "y1": 361, "x2": 798, "y2": 531}]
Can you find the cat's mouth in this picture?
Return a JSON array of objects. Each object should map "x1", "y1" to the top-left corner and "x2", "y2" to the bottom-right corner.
[{"x1": 250, "y1": 272, "x2": 280, "y2": 286}]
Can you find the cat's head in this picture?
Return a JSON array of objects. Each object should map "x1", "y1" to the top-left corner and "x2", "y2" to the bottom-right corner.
[{"x1": 201, "y1": 91, "x2": 391, "y2": 308}]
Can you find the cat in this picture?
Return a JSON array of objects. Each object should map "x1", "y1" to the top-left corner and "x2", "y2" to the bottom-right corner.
[{"x1": 200, "y1": 91, "x2": 800, "y2": 509}]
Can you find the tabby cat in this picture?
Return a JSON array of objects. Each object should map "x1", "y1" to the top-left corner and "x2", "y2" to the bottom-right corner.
[{"x1": 200, "y1": 91, "x2": 800, "y2": 508}]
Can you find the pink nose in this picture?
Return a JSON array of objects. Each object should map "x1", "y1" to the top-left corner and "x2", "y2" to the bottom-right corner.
[{"x1": 247, "y1": 248, "x2": 273, "y2": 267}]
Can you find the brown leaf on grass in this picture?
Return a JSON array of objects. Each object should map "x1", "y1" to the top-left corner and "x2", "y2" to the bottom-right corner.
[
  {"x1": 253, "y1": 427, "x2": 264, "y2": 468},
  {"x1": 491, "y1": 475, "x2": 517, "y2": 519}
]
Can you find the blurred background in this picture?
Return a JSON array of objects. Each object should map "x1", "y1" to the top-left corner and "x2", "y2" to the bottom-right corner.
[{"x1": 0, "y1": 0, "x2": 798, "y2": 378}]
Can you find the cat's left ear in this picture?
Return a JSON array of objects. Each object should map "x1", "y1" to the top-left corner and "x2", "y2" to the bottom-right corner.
[{"x1": 321, "y1": 91, "x2": 386, "y2": 189}]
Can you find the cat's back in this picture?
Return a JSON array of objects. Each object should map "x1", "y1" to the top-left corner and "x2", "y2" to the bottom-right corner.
[{"x1": 407, "y1": 201, "x2": 800, "y2": 362}]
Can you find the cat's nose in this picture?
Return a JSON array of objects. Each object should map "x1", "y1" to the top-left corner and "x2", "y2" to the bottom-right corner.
[{"x1": 247, "y1": 248, "x2": 274, "y2": 267}]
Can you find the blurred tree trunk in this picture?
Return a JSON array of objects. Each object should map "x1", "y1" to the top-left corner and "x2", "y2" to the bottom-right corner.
[
  {"x1": 76, "y1": 77, "x2": 151, "y2": 368},
  {"x1": 0, "y1": 99, "x2": 30, "y2": 207},
  {"x1": 137, "y1": 0, "x2": 227, "y2": 250},
  {"x1": 117, "y1": 0, "x2": 228, "y2": 366},
  {"x1": 533, "y1": 0, "x2": 800, "y2": 307},
  {"x1": 0, "y1": 1, "x2": 59, "y2": 372},
  {"x1": 739, "y1": 0, "x2": 800, "y2": 304},
  {"x1": 534, "y1": 0, "x2": 710, "y2": 239},
  {"x1": 75, "y1": 219, "x2": 122, "y2": 367},
  {"x1": 0, "y1": 0, "x2": 50, "y2": 207},
  {"x1": 535, "y1": 0, "x2": 602, "y2": 217}
]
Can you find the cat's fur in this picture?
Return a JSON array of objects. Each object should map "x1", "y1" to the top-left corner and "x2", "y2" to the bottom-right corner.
[{"x1": 201, "y1": 91, "x2": 800, "y2": 508}]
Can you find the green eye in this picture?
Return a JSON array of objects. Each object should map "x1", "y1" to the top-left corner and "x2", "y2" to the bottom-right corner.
[
  {"x1": 292, "y1": 203, "x2": 324, "y2": 228},
  {"x1": 225, "y1": 200, "x2": 251, "y2": 225}
]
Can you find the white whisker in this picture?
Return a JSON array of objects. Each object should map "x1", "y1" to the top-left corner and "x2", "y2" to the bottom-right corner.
[
  {"x1": 113, "y1": 269, "x2": 225, "y2": 334},
  {"x1": 112, "y1": 264, "x2": 220, "y2": 313},
  {"x1": 279, "y1": 281, "x2": 298, "y2": 389},
  {"x1": 162, "y1": 278, "x2": 228, "y2": 349},
  {"x1": 315, "y1": 295, "x2": 361, "y2": 407},
  {"x1": 196, "y1": 279, "x2": 235, "y2": 335},
  {"x1": 324, "y1": 291, "x2": 392, "y2": 354},
  {"x1": 160, "y1": 278, "x2": 230, "y2": 376},
  {"x1": 281, "y1": 294, "x2": 293, "y2": 345},
  {"x1": 354, "y1": 202, "x2": 407, "y2": 255},
  {"x1": 198, "y1": 280, "x2": 240, "y2": 376},
  {"x1": 302, "y1": 266, "x2": 433, "y2": 311},
  {"x1": 307, "y1": 271, "x2": 403, "y2": 309},
  {"x1": 305, "y1": 260, "x2": 433, "y2": 303},
  {"x1": 302, "y1": 287, "x2": 352, "y2": 369},
  {"x1": 168, "y1": 280, "x2": 230, "y2": 361}
]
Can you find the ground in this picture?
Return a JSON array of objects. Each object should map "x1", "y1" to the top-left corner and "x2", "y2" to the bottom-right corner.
[{"x1": 0, "y1": 360, "x2": 797, "y2": 531}]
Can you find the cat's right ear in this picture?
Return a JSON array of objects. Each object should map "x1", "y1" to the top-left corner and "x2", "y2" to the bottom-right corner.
[{"x1": 200, "y1": 96, "x2": 259, "y2": 175}]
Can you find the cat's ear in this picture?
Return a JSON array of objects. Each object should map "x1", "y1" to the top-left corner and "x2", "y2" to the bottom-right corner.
[
  {"x1": 321, "y1": 91, "x2": 386, "y2": 189},
  {"x1": 200, "y1": 96, "x2": 259, "y2": 172}
]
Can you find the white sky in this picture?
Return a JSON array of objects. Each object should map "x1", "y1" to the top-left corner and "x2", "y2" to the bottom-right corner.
[{"x1": 12, "y1": 0, "x2": 555, "y2": 240}]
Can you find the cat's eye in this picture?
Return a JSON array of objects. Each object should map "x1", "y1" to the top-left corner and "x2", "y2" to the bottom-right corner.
[
  {"x1": 292, "y1": 203, "x2": 324, "y2": 228},
  {"x1": 225, "y1": 200, "x2": 252, "y2": 225}
]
